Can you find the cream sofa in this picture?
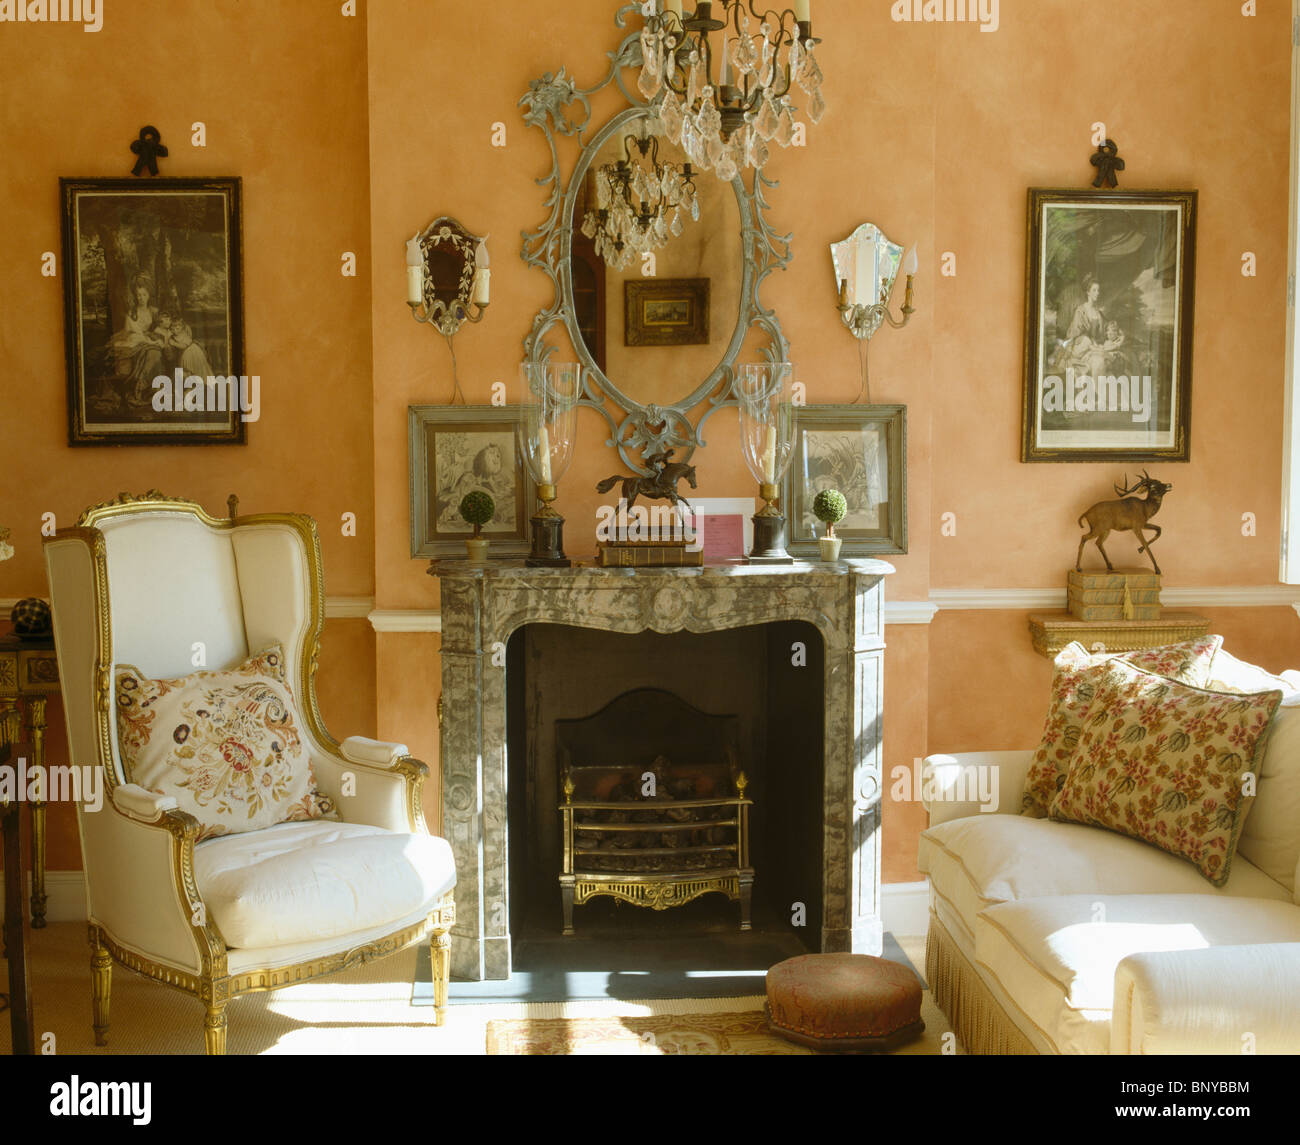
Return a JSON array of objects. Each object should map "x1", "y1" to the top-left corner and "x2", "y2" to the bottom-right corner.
[{"x1": 918, "y1": 656, "x2": 1300, "y2": 1055}]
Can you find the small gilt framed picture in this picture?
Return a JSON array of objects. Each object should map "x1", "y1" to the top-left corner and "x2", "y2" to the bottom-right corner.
[{"x1": 624, "y1": 277, "x2": 709, "y2": 346}]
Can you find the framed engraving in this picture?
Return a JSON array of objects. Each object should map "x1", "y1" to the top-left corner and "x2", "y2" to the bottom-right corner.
[
  {"x1": 784, "y1": 404, "x2": 907, "y2": 558},
  {"x1": 409, "y1": 405, "x2": 535, "y2": 558},
  {"x1": 60, "y1": 177, "x2": 246, "y2": 446},
  {"x1": 1021, "y1": 188, "x2": 1197, "y2": 462}
]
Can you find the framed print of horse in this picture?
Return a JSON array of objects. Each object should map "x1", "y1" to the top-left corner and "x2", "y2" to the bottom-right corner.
[
  {"x1": 1021, "y1": 188, "x2": 1197, "y2": 463},
  {"x1": 60, "y1": 177, "x2": 247, "y2": 446}
]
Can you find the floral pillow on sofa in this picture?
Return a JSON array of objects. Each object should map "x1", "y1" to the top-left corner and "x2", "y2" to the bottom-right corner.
[
  {"x1": 1048, "y1": 658, "x2": 1281, "y2": 886},
  {"x1": 1020, "y1": 636, "x2": 1223, "y2": 817},
  {"x1": 115, "y1": 644, "x2": 338, "y2": 843}
]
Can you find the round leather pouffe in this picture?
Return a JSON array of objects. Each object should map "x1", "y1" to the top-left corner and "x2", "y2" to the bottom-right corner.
[{"x1": 765, "y1": 953, "x2": 925, "y2": 1052}]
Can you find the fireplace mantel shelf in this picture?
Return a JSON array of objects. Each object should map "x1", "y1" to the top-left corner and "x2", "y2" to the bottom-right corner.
[
  {"x1": 429, "y1": 558, "x2": 897, "y2": 582},
  {"x1": 435, "y1": 554, "x2": 894, "y2": 981}
]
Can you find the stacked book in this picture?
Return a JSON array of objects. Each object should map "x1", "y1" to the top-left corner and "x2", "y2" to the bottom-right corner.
[{"x1": 1067, "y1": 568, "x2": 1161, "y2": 621}]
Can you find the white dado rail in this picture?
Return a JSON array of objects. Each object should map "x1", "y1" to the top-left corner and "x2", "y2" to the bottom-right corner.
[{"x1": 434, "y1": 559, "x2": 894, "y2": 981}]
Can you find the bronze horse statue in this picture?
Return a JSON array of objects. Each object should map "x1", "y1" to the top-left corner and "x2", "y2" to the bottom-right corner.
[{"x1": 596, "y1": 453, "x2": 697, "y2": 511}]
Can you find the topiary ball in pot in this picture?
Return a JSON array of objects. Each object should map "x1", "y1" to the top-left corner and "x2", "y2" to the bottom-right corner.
[
  {"x1": 812, "y1": 488, "x2": 848, "y2": 561},
  {"x1": 459, "y1": 490, "x2": 496, "y2": 563}
]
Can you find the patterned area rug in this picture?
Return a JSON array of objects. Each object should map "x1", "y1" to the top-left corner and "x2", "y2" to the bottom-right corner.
[
  {"x1": 488, "y1": 1009, "x2": 811, "y2": 1054},
  {"x1": 486, "y1": 1000, "x2": 947, "y2": 1055}
]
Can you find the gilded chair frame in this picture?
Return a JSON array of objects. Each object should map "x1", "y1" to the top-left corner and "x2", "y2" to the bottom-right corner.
[{"x1": 46, "y1": 492, "x2": 454, "y2": 1055}]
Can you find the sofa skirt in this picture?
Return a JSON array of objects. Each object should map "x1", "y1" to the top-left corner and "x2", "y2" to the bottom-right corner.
[{"x1": 925, "y1": 910, "x2": 1039, "y2": 1055}]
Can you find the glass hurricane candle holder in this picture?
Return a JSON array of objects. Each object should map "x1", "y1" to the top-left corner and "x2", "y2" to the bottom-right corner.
[
  {"x1": 518, "y1": 361, "x2": 580, "y2": 566},
  {"x1": 737, "y1": 362, "x2": 797, "y2": 564}
]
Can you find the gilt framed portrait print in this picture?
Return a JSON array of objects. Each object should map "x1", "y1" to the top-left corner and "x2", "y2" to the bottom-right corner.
[
  {"x1": 1021, "y1": 189, "x2": 1196, "y2": 462},
  {"x1": 60, "y1": 177, "x2": 246, "y2": 446}
]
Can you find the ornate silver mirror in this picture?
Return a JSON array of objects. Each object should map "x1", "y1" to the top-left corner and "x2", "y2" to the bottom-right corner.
[
  {"x1": 830, "y1": 223, "x2": 904, "y2": 340},
  {"x1": 521, "y1": 5, "x2": 791, "y2": 472}
]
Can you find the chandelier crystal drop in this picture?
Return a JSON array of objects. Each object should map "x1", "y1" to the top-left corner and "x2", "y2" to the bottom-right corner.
[
  {"x1": 581, "y1": 127, "x2": 700, "y2": 271},
  {"x1": 640, "y1": 2, "x2": 825, "y2": 180}
]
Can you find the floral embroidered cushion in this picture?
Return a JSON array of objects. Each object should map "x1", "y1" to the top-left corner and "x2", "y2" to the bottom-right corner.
[
  {"x1": 115, "y1": 644, "x2": 338, "y2": 843},
  {"x1": 1048, "y1": 658, "x2": 1281, "y2": 886},
  {"x1": 1020, "y1": 636, "x2": 1223, "y2": 817}
]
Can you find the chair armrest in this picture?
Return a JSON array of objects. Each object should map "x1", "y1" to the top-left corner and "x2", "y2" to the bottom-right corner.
[
  {"x1": 1113, "y1": 944, "x2": 1300, "y2": 1054},
  {"x1": 309, "y1": 732, "x2": 430, "y2": 835},
  {"x1": 923, "y1": 750, "x2": 1034, "y2": 826},
  {"x1": 79, "y1": 796, "x2": 220, "y2": 975},
  {"x1": 340, "y1": 736, "x2": 409, "y2": 767},
  {"x1": 111, "y1": 783, "x2": 179, "y2": 822}
]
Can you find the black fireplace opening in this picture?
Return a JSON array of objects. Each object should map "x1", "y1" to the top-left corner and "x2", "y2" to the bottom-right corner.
[{"x1": 505, "y1": 621, "x2": 825, "y2": 965}]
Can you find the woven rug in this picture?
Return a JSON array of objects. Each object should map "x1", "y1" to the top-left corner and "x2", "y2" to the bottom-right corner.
[{"x1": 487, "y1": 989, "x2": 953, "y2": 1055}]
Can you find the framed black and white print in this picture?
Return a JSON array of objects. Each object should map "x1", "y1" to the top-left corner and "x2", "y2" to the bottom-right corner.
[
  {"x1": 60, "y1": 177, "x2": 246, "y2": 446},
  {"x1": 408, "y1": 405, "x2": 536, "y2": 558},
  {"x1": 784, "y1": 404, "x2": 907, "y2": 558},
  {"x1": 1021, "y1": 188, "x2": 1197, "y2": 462}
]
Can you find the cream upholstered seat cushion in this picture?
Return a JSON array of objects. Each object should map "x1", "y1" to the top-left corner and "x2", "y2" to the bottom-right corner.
[
  {"x1": 193, "y1": 821, "x2": 456, "y2": 948},
  {"x1": 974, "y1": 894, "x2": 1300, "y2": 1055},
  {"x1": 917, "y1": 814, "x2": 1292, "y2": 950}
]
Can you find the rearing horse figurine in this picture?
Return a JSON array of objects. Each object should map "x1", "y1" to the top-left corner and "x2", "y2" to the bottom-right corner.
[{"x1": 596, "y1": 450, "x2": 697, "y2": 511}]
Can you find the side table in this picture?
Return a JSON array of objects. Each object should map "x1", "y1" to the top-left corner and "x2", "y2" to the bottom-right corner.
[{"x1": 0, "y1": 632, "x2": 59, "y2": 928}]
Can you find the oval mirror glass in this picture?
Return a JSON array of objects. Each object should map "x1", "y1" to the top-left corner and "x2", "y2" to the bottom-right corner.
[{"x1": 566, "y1": 109, "x2": 743, "y2": 412}]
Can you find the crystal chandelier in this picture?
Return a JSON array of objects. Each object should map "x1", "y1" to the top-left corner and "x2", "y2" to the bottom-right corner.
[
  {"x1": 638, "y1": 1, "x2": 824, "y2": 181},
  {"x1": 581, "y1": 127, "x2": 700, "y2": 270}
]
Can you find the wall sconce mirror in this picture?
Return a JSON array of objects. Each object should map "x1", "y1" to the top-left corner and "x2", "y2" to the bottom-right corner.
[
  {"x1": 407, "y1": 216, "x2": 490, "y2": 404},
  {"x1": 520, "y1": 9, "x2": 792, "y2": 474},
  {"x1": 831, "y1": 222, "x2": 917, "y2": 403}
]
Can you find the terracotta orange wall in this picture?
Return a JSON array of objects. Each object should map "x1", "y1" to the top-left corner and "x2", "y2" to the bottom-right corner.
[
  {"x1": 5, "y1": 1, "x2": 1300, "y2": 889},
  {"x1": 0, "y1": 4, "x2": 378, "y2": 869},
  {"x1": 369, "y1": 0, "x2": 1299, "y2": 884}
]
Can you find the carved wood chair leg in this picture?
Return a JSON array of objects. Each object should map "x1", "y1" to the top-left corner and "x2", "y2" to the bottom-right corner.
[
  {"x1": 203, "y1": 1001, "x2": 228, "y2": 1055},
  {"x1": 431, "y1": 928, "x2": 451, "y2": 1027},
  {"x1": 90, "y1": 932, "x2": 112, "y2": 1047}
]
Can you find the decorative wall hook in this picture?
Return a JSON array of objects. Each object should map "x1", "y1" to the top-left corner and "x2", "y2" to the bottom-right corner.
[
  {"x1": 1090, "y1": 139, "x2": 1125, "y2": 189},
  {"x1": 129, "y1": 126, "x2": 168, "y2": 177}
]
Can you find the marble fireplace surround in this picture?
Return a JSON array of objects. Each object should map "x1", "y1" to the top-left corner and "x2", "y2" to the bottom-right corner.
[{"x1": 435, "y1": 560, "x2": 893, "y2": 981}]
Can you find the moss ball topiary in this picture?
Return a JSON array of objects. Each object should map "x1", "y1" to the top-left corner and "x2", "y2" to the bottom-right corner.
[
  {"x1": 812, "y1": 489, "x2": 848, "y2": 536},
  {"x1": 459, "y1": 490, "x2": 496, "y2": 537}
]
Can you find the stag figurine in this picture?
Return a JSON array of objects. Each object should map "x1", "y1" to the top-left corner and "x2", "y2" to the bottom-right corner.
[{"x1": 1075, "y1": 471, "x2": 1172, "y2": 575}]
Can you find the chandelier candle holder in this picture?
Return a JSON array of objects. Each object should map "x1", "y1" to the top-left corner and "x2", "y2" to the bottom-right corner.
[
  {"x1": 582, "y1": 125, "x2": 700, "y2": 270},
  {"x1": 639, "y1": 1, "x2": 825, "y2": 181},
  {"x1": 738, "y1": 362, "x2": 797, "y2": 564},
  {"x1": 406, "y1": 218, "x2": 490, "y2": 405},
  {"x1": 518, "y1": 362, "x2": 581, "y2": 567}
]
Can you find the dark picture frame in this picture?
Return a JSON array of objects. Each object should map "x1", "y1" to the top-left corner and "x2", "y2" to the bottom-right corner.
[
  {"x1": 624, "y1": 277, "x2": 710, "y2": 346},
  {"x1": 1021, "y1": 188, "x2": 1197, "y2": 463},
  {"x1": 408, "y1": 405, "x2": 536, "y2": 558},
  {"x1": 60, "y1": 177, "x2": 246, "y2": 446},
  {"x1": 784, "y1": 404, "x2": 907, "y2": 558}
]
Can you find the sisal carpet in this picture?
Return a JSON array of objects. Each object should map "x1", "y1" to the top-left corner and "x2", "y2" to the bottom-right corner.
[{"x1": 1, "y1": 923, "x2": 956, "y2": 1055}]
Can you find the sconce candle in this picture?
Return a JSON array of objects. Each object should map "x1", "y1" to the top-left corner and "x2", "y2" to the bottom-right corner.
[
  {"x1": 472, "y1": 237, "x2": 491, "y2": 306},
  {"x1": 794, "y1": 0, "x2": 811, "y2": 22},
  {"x1": 904, "y1": 245, "x2": 919, "y2": 276},
  {"x1": 405, "y1": 234, "x2": 424, "y2": 305}
]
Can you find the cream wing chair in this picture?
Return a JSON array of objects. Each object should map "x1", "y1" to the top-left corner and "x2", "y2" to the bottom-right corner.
[{"x1": 43, "y1": 492, "x2": 455, "y2": 1054}]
